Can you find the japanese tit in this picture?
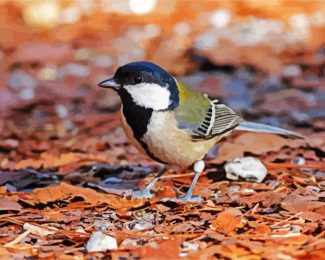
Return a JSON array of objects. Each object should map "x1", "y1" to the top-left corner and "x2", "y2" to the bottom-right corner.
[{"x1": 99, "y1": 61, "x2": 302, "y2": 203}]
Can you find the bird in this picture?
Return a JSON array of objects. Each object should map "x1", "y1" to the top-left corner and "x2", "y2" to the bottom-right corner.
[{"x1": 98, "y1": 61, "x2": 302, "y2": 203}]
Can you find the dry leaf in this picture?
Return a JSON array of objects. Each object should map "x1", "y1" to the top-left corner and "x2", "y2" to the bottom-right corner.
[{"x1": 210, "y1": 212, "x2": 244, "y2": 233}]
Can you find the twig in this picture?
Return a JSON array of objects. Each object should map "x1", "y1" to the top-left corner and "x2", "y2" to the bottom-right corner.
[
  {"x1": 265, "y1": 162, "x2": 325, "y2": 170},
  {"x1": 160, "y1": 172, "x2": 196, "y2": 179},
  {"x1": 4, "y1": 230, "x2": 31, "y2": 248},
  {"x1": 271, "y1": 212, "x2": 303, "y2": 228},
  {"x1": 249, "y1": 213, "x2": 317, "y2": 227}
]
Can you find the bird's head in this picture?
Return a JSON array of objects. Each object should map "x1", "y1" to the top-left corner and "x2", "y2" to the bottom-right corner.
[{"x1": 98, "y1": 61, "x2": 179, "y2": 111}]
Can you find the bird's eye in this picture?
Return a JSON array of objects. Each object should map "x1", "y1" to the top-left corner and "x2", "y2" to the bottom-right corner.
[{"x1": 133, "y1": 75, "x2": 143, "y2": 84}]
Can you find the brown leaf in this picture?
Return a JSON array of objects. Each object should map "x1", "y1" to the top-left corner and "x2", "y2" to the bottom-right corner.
[
  {"x1": 14, "y1": 152, "x2": 108, "y2": 170},
  {"x1": 26, "y1": 182, "x2": 142, "y2": 210},
  {"x1": 239, "y1": 191, "x2": 271, "y2": 208},
  {"x1": 0, "y1": 199, "x2": 22, "y2": 211},
  {"x1": 213, "y1": 133, "x2": 304, "y2": 163},
  {"x1": 281, "y1": 194, "x2": 324, "y2": 214}
]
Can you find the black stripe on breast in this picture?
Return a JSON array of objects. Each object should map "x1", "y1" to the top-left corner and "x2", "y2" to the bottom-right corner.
[{"x1": 120, "y1": 89, "x2": 167, "y2": 164}]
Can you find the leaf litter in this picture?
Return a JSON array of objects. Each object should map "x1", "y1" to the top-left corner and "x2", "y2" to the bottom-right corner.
[{"x1": 0, "y1": 1, "x2": 324, "y2": 259}]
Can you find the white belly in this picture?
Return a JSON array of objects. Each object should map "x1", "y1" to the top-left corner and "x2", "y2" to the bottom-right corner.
[{"x1": 142, "y1": 111, "x2": 217, "y2": 166}]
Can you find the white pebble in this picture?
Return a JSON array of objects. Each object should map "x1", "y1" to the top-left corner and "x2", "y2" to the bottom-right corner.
[
  {"x1": 55, "y1": 104, "x2": 69, "y2": 119},
  {"x1": 38, "y1": 65, "x2": 57, "y2": 80},
  {"x1": 124, "y1": 219, "x2": 153, "y2": 231},
  {"x1": 210, "y1": 9, "x2": 231, "y2": 28},
  {"x1": 282, "y1": 65, "x2": 301, "y2": 77},
  {"x1": 128, "y1": 0, "x2": 157, "y2": 15},
  {"x1": 8, "y1": 70, "x2": 37, "y2": 91},
  {"x1": 182, "y1": 241, "x2": 199, "y2": 251},
  {"x1": 19, "y1": 88, "x2": 35, "y2": 100},
  {"x1": 86, "y1": 231, "x2": 118, "y2": 252},
  {"x1": 174, "y1": 22, "x2": 191, "y2": 36},
  {"x1": 92, "y1": 55, "x2": 114, "y2": 68},
  {"x1": 225, "y1": 157, "x2": 267, "y2": 183},
  {"x1": 58, "y1": 63, "x2": 90, "y2": 78}
]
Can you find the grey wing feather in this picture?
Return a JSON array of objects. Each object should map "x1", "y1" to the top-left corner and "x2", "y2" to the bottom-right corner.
[
  {"x1": 192, "y1": 99, "x2": 242, "y2": 140},
  {"x1": 236, "y1": 121, "x2": 304, "y2": 139}
]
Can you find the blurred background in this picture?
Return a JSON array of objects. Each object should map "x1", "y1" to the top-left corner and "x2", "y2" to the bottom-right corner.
[{"x1": 0, "y1": 0, "x2": 324, "y2": 170}]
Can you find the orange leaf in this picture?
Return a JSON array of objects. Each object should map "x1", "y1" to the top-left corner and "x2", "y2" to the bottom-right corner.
[
  {"x1": 14, "y1": 152, "x2": 108, "y2": 170},
  {"x1": 210, "y1": 211, "x2": 244, "y2": 233},
  {"x1": 14, "y1": 152, "x2": 79, "y2": 169},
  {"x1": 137, "y1": 238, "x2": 183, "y2": 259},
  {"x1": 281, "y1": 234, "x2": 310, "y2": 245},
  {"x1": 25, "y1": 182, "x2": 142, "y2": 210},
  {"x1": 254, "y1": 224, "x2": 271, "y2": 235}
]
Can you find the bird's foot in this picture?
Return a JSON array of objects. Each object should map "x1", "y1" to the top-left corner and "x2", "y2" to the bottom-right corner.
[
  {"x1": 161, "y1": 195, "x2": 203, "y2": 204},
  {"x1": 132, "y1": 188, "x2": 155, "y2": 199}
]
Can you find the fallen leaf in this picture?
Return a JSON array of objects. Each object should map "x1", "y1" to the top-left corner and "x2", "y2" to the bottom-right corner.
[
  {"x1": 0, "y1": 198, "x2": 22, "y2": 211},
  {"x1": 280, "y1": 234, "x2": 310, "y2": 245},
  {"x1": 137, "y1": 239, "x2": 183, "y2": 259},
  {"x1": 210, "y1": 211, "x2": 244, "y2": 233}
]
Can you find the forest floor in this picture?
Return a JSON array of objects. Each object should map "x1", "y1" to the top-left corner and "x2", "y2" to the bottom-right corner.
[{"x1": 0, "y1": 1, "x2": 324, "y2": 259}]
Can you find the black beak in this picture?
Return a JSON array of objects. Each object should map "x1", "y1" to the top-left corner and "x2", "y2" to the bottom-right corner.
[{"x1": 98, "y1": 77, "x2": 120, "y2": 90}]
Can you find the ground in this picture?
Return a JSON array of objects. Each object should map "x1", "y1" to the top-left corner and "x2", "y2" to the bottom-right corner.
[{"x1": 0, "y1": 1, "x2": 324, "y2": 259}]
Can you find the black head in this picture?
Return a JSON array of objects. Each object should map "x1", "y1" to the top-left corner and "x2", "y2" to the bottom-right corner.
[{"x1": 98, "y1": 61, "x2": 179, "y2": 110}]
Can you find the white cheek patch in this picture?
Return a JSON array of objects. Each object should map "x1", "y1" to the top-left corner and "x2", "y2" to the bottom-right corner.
[{"x1": 124, "y1": 83, "x2": 171, "y2": 110}]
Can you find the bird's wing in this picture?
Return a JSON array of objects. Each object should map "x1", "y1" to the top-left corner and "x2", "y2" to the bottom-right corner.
[
  {"x1": 174, "y1": 81, "x2": 242, "y2": 141},
  {"x1": 191, "y1": 99, "x2": 242, "y2": 140}
]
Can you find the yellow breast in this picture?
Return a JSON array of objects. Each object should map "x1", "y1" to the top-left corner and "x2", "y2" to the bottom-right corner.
[
  {"x1": 142, "y1": 111, "x2": 217, "y2": 166},
  {"x1": 121, "y1": 107, "x2": 219, "y2": 166}
]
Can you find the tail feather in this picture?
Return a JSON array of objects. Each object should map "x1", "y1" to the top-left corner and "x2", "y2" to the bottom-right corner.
[{"x1": 236, "y1": 121, "x2": 304, "y2": 139}]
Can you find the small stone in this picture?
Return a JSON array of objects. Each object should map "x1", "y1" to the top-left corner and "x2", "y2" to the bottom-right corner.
[
  {"x1": 294, "y1": 156, "x2": 305, "y2": 165},
  {"x1": 119, "y1": 238, "x2": 139, "y2": 250},
  {"x1": 55, "y1": 104, "x2": 69, "y2": 119},
  {"x1": 38, "y1": 65, "x2": 57, "y2": 80},
  {"x1": 124, "y1": 219, "x2": 154, "y2": 230},
  {"x1": 227, "y1": 185, "x2": 240, "y2": 193},
  {"x1": 225, "y1": 157, "x2": 267, "y2": 183},
  {"x1": 23, "y1": 1, "x2": 60, "y2": 28},
  {"x1": 241, "y1": 188, "x2": 256, "y2": 194},
  {"x1": 210, "y1": 9, "x2": 231, "y2": 28},
  {"x1": 86, "y1": 231, "x2": 117, "y2": 252},
  {"x1": 182, "y1": 241, "x2": 199, "y2": 251},
  {"x1": 174, "y1": 22, "x2": 191, "y2": 36},
  {"x1": 19, "y1": 88, "x2": 35, "y2": 100},
  {"x1": 2, "y1": 139, "x2": 19, "y2": 148},
  {"x1": 58, "y1": 63, "x2": 90, "y2": 78},
  {"x1": 8, "y1": 70, "x2": 37, "y2": 91},
  {"x1": 94, "y1": 220, "x2": 114, "y2": 231},
  {"x1": 91, "y1": 55, "x2": 114, "y2": 68},
  {"x1": 282, "y1": 65, "x2": 302, "y2": 77}
]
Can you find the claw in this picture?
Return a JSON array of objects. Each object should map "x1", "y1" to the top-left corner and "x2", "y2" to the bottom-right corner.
[
  {"x1": 132, "y1": 188, "x2": 155, "y2": 199},
  {"x1": 159, "y1": 160, "x2": 205, "y2": 204},
  {"x1": 131, "y1": 167, "x2": 169, "y2": 199},
  {"x1": 161, "y1": 196, "x2": 203, "y2": 204}
]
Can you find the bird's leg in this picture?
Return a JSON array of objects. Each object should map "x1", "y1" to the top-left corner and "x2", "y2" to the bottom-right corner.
[
  {"x1": 132, "y1": 167, "x2": 169, "y2": 199},
  {"x1": 161, "y1": 160, "x2": 205, "y2": 203}
]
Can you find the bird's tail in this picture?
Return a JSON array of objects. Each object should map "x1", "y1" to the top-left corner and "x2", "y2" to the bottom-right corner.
[{"x1": 236, "y1": 121, "x2": 304, "y2": 139}]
